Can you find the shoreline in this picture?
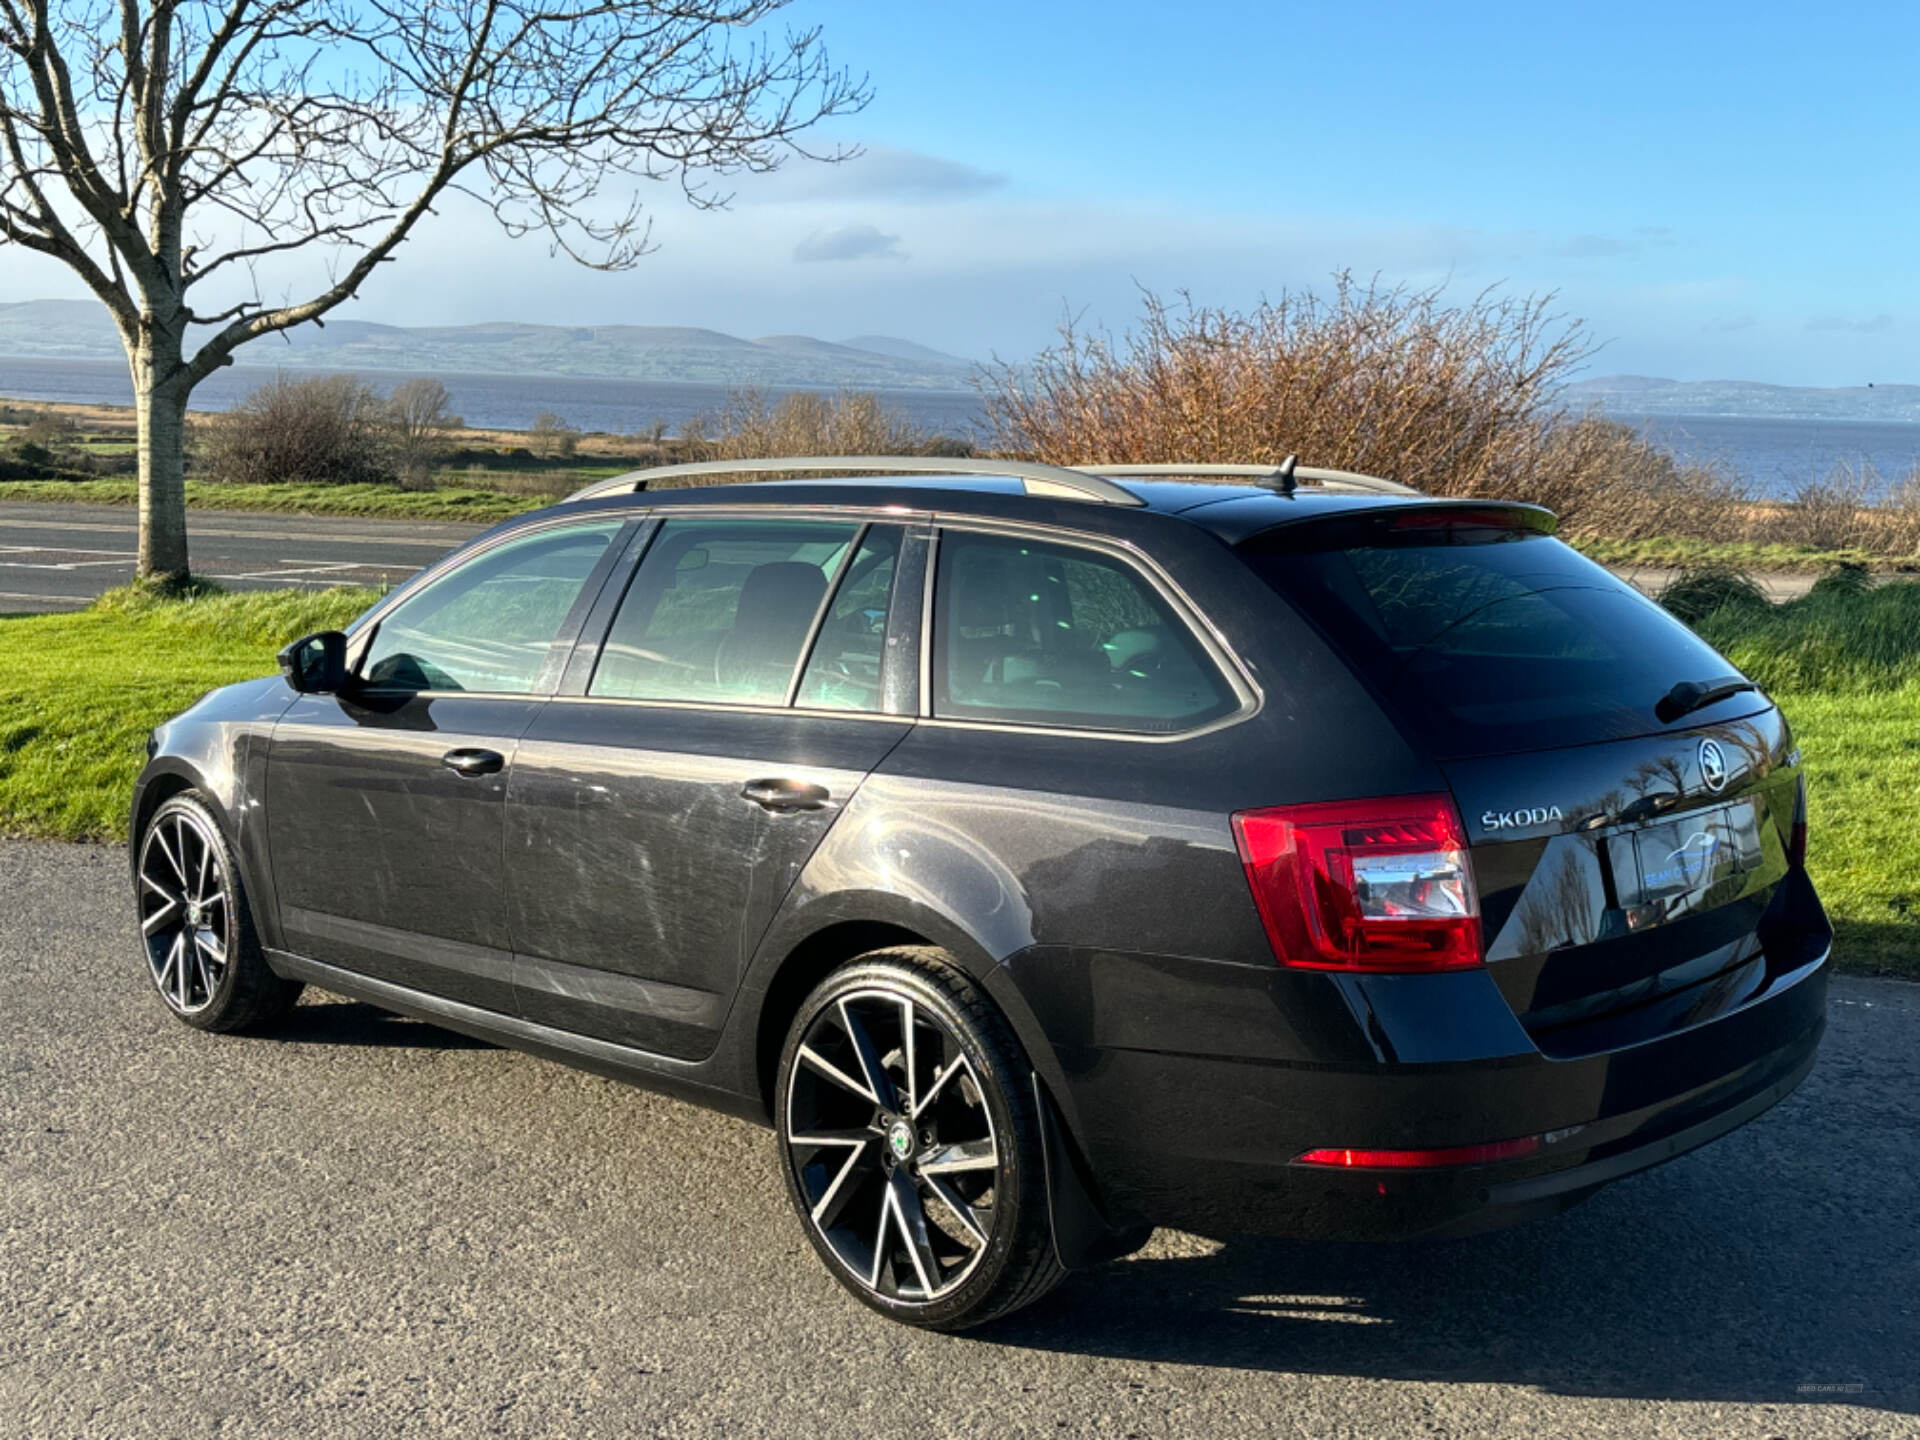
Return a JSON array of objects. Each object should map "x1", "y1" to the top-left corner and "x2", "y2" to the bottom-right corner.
[{"x1": 0, "y1": 356, "x2": 988, "y2": 442}]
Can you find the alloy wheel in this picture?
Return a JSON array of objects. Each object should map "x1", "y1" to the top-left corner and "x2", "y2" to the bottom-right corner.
[
  {"x1": 784, "y1": 986, "x2": 1002, "y2": 1304},
  {"x1": 137, "y1": 808, "x2": 231, "y2": 1016}
]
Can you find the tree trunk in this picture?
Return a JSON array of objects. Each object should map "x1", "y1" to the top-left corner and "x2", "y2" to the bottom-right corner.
[{"x1": 132, "y1": 339, "x2": 192, "y2": 583}]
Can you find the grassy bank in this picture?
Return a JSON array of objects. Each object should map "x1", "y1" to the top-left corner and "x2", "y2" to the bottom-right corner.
[
  {"x1": 1676, "y1": 574, "x2": 1920, "y2": 975},
  {"x1": 1775, "y1": 683, "x2": 1920, "y2": 976},
  {"x1": 0, "y1": 477, "x2": 545, "y2": 523},
  {"x1": 0, "y1": 580, "x2": 1912, "y2": 978},
  {"x1": 0, "y1": 586, "x2": 374, "y2": 840},
  {"x1": 1573, "y1": 535, "x2": 1917, "y2": 575},
  {"x1": 1687, "y1": 573, "x2": 1920, "y2": 693}
]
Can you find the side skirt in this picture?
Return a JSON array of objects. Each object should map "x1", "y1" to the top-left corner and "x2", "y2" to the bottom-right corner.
[{"x1": 265, "y1": 949, "x2": 767, "y2": 1125}]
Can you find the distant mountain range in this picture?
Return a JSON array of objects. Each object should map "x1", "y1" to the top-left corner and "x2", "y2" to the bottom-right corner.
[
  {"x1": 1568, "y1": 375, "x2": 1920, "y2": 424},
  {"x1": 0, "y1": 299, "x2": 979, "y2": 391},
  {"x1": 6, "y1": 300, "x2": 1915, "y2": 418}
]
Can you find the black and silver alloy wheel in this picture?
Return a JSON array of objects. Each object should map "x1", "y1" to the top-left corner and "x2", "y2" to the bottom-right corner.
[
  {"x1": 139, "y1": 804, "x2": 231, "y2": 1016},
  {"x1": 134, "y1": 792, "x2": 303, "y2": 1033},
  {"x1": 787, "y1": 987, "x2": 1000, "y2": 1301},
  {"x1": 776, "y1": 948, "x2": 1065, "y2": 1329}
]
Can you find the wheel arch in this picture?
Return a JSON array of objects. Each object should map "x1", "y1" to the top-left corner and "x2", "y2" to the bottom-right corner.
[
  {"x1": 129, "y1": 761, "x2": 264, "y2": 927},
  {"x1": 130, "y1": 761, "x2": 213, "y2": 842},
  {"x1": 750, "y1": 916, "x2": 939, "y2": 1122},
  {"x1": 744, "y1": 898, "x2": 1139, "y2": 1272}
]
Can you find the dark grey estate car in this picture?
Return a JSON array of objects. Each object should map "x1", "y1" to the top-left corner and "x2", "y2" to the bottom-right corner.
[{"x1": 132, "y1": 457, "x2": 1831, "y2": 1329}]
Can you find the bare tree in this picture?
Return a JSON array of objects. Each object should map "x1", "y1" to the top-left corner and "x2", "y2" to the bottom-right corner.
[
  {"x1": 0, "y1": 2, "x2": 865, "y2": 581},
  {"x1": 528, "y1": 409, "x2": 577, "y2": 458},
  {"x1": 386, "y1": 376, "x2": 458, "y2": 487}
]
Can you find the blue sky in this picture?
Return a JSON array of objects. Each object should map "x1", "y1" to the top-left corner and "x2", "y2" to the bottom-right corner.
[{"x1": 6, "y1": 0, "x2": 1915, "y2": 383}]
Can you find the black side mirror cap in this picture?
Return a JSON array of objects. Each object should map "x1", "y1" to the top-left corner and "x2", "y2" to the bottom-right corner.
[{"x1": 277, "y1": 630, "x2": 349, "y2": 694}]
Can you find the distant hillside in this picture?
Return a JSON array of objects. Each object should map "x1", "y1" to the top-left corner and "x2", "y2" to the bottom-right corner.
[
  {"x1": 1569, "y1": 374, "x2": 1920, "y2": 424},
  {"x1": 0, "y1": 299, "x2": 978, "y2": 390}
]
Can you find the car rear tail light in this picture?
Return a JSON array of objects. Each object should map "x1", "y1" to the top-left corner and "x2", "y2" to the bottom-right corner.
[
  {"x1": 1294, "y1": 1135, "x2": 1543, "y2": 1169},
  {"x1": 1231, "y1": 793, "x2": 1481, "y2": 972},
  {"x1": 1787, "y1": 773, "x2": 1808, "y2": 869}
]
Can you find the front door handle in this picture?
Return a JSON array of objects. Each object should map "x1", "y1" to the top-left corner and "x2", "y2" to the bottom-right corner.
[
  {"x1": 741, "y1": 778, "x2": 833, "y2": 813},
  {"x1": 442, "y1": 747, "x2": 506, "y2": 777}
]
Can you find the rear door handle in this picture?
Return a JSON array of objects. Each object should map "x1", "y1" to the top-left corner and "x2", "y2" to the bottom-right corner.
[
  {"x1": 442, "y1": 747, "x2": 506, "y2": 777},
  {"x1": 740, "y1": 778, "x2": 833, "y2": 813}
]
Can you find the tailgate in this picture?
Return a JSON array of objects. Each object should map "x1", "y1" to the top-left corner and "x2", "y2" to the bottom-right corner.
[{"x1": 1446, "y1": 706, "x2": 1821, "y2": 1054}]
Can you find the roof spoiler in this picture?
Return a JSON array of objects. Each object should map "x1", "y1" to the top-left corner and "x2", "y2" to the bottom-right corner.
[{"x1": 1235, "y1": 500, "x2": 1559, "y2": 550}]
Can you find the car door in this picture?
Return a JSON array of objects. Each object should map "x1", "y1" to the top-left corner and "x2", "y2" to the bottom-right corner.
[
  {"x1": 265, "y1": 514, "x2": 634, "y2": 1011},
  {"x1": 503, "y1": 511, "x2": 924, "y2": 1059}
]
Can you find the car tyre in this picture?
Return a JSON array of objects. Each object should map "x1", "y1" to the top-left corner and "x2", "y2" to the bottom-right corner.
[
  {"x1": 776, "y1": 946, "x2": 1066, "y2": 1330},
  {"x1": 135, "y1": 791, "x2": 303, "y2": 1033}
]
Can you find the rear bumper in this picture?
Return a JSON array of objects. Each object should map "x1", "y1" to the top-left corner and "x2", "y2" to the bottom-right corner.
[{"x1": 1001, "y1": 934, "x2": 1829, "y2": 1243}]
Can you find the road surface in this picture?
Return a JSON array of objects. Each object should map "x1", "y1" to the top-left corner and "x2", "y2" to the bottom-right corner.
[
  {"x1": 1, "y1": 838, "x2": 1913, "y2": 1439},
  {"x1": 0, "y1": 502, "x2": 1836, "y2": 616},
  {"x1": 0, "y1": 502, "x2": 486, "y2": 612}
]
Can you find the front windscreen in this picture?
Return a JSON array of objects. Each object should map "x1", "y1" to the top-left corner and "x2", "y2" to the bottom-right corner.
[{"x1": 1243, "y1": 519, "x2": 1769, "y2": 758}]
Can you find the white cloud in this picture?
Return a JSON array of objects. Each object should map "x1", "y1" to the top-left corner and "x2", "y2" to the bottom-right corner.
[
  {"x1": 1805, "y1": 313, "x2": 1895, "y2": 334},
  {"x1": 793, "y1": 224, "x2": 906, "y2": 263},
  {"x1": 747, "y1": 145, "x2": 1006, "y2": 204}
]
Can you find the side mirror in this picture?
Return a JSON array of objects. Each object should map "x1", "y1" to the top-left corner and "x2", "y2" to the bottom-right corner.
[{"x1": 277, "y1": 631, "x2": 349, "y2": 694}]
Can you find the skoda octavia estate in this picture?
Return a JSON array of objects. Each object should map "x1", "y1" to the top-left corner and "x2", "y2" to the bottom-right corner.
[{"x1": 131, "y1": 456, "x2": 1831, "y2": 1329}]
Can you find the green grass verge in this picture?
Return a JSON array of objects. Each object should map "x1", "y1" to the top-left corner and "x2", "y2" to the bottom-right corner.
[
  {"x1": 0, "y1": 477, "x2": 543, "y2": 523},
  {"x1": 0, "y1": 583, "x2": 1913, "y2": 978},
  {"x1": 1771, "y1": 683, "x2": 1920, "y2": 978},
  {"x1": 1678, "y1": 579, "x2": 1920, "y2": 976},
  {"x1": 0, "y1": 586, "x2": 376, "y2": 841},
  {"x1": 1689, "y1": 576, "x2": 1920, "y2": 694},
  {"x1": 1573, "y1": 534, "x2": 1917, "y2": 573}
]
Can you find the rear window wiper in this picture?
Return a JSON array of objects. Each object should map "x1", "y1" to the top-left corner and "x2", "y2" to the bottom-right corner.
[{"x1": 1656, "y1": 676, "x2": 1759, "y2": 724}]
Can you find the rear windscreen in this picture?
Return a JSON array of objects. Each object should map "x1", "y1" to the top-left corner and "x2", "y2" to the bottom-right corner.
[{"x1": 1244, "y1": 523, "x2": 1765, "y2": 758}]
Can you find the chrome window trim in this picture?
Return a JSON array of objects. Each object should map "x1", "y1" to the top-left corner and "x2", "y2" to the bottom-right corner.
[
  {"x1": 919, "y1": 513, "x2": 1262, "y2": 744},
  {"x1": 536, "y1": 692, "x2": 914, "y2": 725}
]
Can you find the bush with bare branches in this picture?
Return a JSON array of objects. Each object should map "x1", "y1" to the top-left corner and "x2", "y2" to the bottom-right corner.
[
  {"x1": 1884, "y1": 468, "x2": 1920, "y2": 558},
  {"x1": 680, "y1": 389, "x2": 933, "y2": 468},
  {"x1": 202, "y1": 374, "x2": 396, "y2": 487},
  {"x1": 978, "y1": 278, "x2": 1754, "y2": 542},
  {"x1": 1772, "y1": 461, "x2": 1885, "y2": 553}
]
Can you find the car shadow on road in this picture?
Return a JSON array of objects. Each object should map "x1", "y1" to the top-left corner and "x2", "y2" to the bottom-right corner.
[
  {"x1": 978, "y1": 1169, "x2": 1914, "y2": 1414},
  {"x1": 262, "y1": 998, "x2": 494, "y2": 1050}
]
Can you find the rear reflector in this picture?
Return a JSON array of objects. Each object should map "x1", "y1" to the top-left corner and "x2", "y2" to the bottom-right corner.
[
  {"x1": 1295, "y1": 1136, "x2": 1543, "y2": 1169},
  {"x1": 1231, "y1": 793, "x2": 1482, "y2": 972}
]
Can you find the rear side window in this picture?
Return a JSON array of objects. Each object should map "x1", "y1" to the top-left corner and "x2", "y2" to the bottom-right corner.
[
  {"x1": 591, "y1": 518, "x2": 860, "y2": 705},
  {"x1": 796, "y1": 528, "x2": 900, "y2": 712},
  {"x1": 1245, "y1": 522, "x2": 1757, "y2": 757},
  {"x1": 932, "y1": 530, "x2": 1233, "y2": 734}
]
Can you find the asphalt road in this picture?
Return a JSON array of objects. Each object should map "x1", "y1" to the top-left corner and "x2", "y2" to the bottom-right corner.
[
  {"x1": 2, "y1": 840, "x2": 1915, "y2": 1438},
  {"x1": 0, "y1": 502, "x2": 1834, "y2": 617},
  {"x1": 0, "y1": 502, "x2": 485, "y2": 612}
]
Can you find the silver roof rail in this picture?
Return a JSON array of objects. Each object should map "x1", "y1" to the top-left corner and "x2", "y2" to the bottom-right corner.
[
  {"x1": 1077, "y1": 463, "x2": 1420, "y2": 496},
  {"x1": 562, "y1": 455, "x2": 1147, "y2": 507}
]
